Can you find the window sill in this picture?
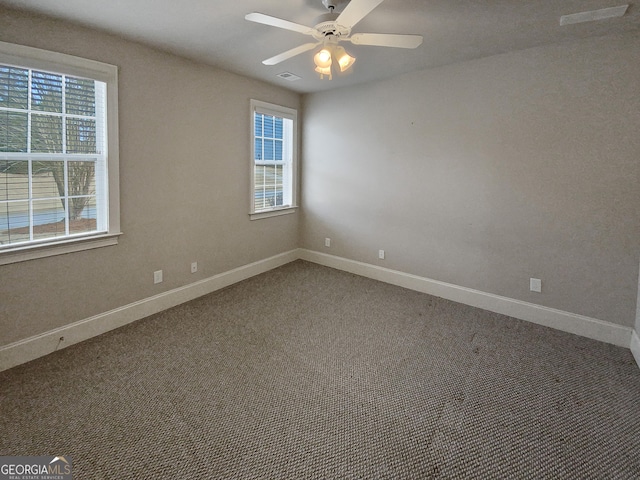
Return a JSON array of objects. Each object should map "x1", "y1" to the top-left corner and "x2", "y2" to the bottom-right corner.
[
  {"x1": 0, "y1": 232, "x2": 122, "y2": 265},
  {"x1": 249, "y1": 206, "x2": 298, "y2": 221}
]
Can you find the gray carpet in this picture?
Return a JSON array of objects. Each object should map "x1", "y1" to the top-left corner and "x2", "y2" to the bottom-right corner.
[{"x1": 1, "y1": 260, "x2": 639, "y2": 479}]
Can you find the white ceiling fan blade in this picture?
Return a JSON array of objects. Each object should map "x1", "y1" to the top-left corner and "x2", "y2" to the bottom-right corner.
[
  {"x1": 336, "y1": 0, "x2": 385, "y2": 29},
  {"x1": 349, "y1": 33, "x2": 423, "y2": 49},
  {"x1": 245, "y1": 13, "x2": 315, "y2": 36},
  {"x1": 263, "y1": 42, "x2": 320, "y2": 65}
]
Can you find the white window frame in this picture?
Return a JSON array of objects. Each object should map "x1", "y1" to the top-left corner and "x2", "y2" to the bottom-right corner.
[
  {"x1": 0, "y1": 41, "x2": 120, "y2": 265},
  {"x1": 249, "y1": 99, "x2": 297, "y2": 220}
]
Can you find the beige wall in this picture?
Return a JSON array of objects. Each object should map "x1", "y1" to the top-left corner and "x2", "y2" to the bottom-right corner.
[
  {"x1": 0, "y1": 8, "x2": 300, "y2": 346},
  {"x1": 636, "y1": 264, "x2": 640, "y2": 333},
  {"x1": 1, "y1": 6, "x2": 638, "y2": 350},
  {"x1": 301, "y1": 31, "x2": 640, "y2": 327}
]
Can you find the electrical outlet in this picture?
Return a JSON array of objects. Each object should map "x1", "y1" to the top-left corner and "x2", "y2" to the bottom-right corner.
[
  {"x1": 530, "y1": 278, "x2": 541, "y2": 293},
  {"x1": 379, "y1": 249, "x2": 385, "y2": 259},
  {"x1": 325, "y1": 237, "x2": 331, "y2": 247},
  {"x1": 154, "y1": 270, "x2": 163, "y2": 284},
  {"x1": 191, "y1": 262, "x2": 198, "y2": 274}
]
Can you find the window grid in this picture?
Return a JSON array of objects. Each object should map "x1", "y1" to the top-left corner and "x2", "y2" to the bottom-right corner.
[
  {"x1": 252, "y1": 108, "x2": 294, "y2": 214},
  {"x1": 254, "y1": 113, "x2": 283, "y2": 211},
  {"x1": 0, "y1": 64, "x2": 104, "y2": 248}
]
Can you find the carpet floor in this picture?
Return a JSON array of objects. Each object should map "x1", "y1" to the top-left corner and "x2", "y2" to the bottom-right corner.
[{"x1": 1, "y1": 260, "x2": 639, "y2": 479}]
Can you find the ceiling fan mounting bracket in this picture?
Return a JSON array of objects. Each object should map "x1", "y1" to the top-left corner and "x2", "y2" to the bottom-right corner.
[{"x1": 321, "y1": 0, "x2": 350, "y2": 12}]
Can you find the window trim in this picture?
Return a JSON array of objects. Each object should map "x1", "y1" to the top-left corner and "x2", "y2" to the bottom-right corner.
[
  {"x1": 249, "y1": 99, "x2": 297, "y2": 220},
  {"x1": 0, "y1": 41, "x2": 120, "y2": 265}
]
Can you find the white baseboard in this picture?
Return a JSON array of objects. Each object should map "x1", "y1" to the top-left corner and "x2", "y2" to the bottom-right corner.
[
  {"x1": 631, "y1": 330, "x2": 640, "y2": 370},
  {"x1": 299, "y1": 249, "x2": 633, "y2": 349},
  {"x1": 0, "y1": 249, "x2": 298, "y2": 372},
  {"x1": 2, "y1": 248, "x2": 636, "y2": 373}
]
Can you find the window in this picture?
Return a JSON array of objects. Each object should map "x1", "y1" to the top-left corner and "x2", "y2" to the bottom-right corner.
[
  {"x1": 0, "y1": 41, "x2": 119, "y2": 264},
  {"x1": 250, "y1": 100, "x2": 297, "y2": 219}
]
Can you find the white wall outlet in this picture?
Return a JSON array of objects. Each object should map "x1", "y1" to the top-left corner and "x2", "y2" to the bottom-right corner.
[
  {"x1": 191, "y1": 262, "x2": 198, "y2": 274},
  {"x1": 154, "y1": 270, "x2": 163, "y2": 284},
  {"x1": 379, "y1": 249, "x2": 385, "y2": 259},
  {"x1": 325, "y1": 237, "x2": 331, "y2": 247},
  {"x1": 530, "y1": 278, "x2": 542, "y2": 293}
]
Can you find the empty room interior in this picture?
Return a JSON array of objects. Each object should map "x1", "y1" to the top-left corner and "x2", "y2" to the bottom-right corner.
[{"x1": 1, "y1": 0, "x2": 639, "y2": 478}]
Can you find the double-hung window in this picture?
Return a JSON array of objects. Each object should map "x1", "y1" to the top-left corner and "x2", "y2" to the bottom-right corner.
[
  {"x1": 250, "y1": 100, "x2": 297, "y2": 219},
  {"x1": 0, "y1": 41, "x2": 119, "y2": 264}
]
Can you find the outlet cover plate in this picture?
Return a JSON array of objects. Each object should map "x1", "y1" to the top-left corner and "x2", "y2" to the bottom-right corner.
[{"x1": 530, "y1": 278, "x2": 542, "y2": 293}]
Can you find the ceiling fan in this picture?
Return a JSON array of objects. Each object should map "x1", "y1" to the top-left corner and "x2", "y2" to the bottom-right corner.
[{"x1": 245, "y1": 0, "x2": 423, "y2": 79}]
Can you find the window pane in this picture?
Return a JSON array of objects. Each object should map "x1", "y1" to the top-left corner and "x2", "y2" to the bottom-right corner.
[
  {"x1": 254, "y1": 138, "x2": 262, "y2": 161},
  {"x1": 0, "y1": 66, "x2": 28, "y2": 110},
  {"x1": 65, "y1": 77, "x2": 95, "y2": 116},
  {"x1": 275, "y1": 118, "x2": 283, "y2": 139},
  {"x1": 254, "y1": 164, "x2": 283, "y2": 210},
  {"x1": 31, "y1": 71, "x2": 63, "y2": 113},
  {"x1": 31, "y1": 114, "x2": 63, "y2": 153},
  {"x1": 68, "y1": 161, "x2": 96, "y2": 220},
  {"x1": 32, "y1": 198, "x2": 66, "y2": 240},
  {"x1": 263, "y1": 139, "x2": 274, "y2": 160},
  {"x1": 70, "y1": 196, "x2": 97, "y2": 234},
  {"x1": 254, "y1": 113, "x2": 262, "y2": 137},
  {"x1": 263, "y1": 115, "x2": 274, "y2": 137},
  {"x1": 275, "y1": 139, "x2": 283, "y2": 161},
  {"x1": 68, "y1": 161, "x2": 95, "y2": 193},
  {"x1": 66, "y1": 118, "x2": 96, "y2": 153},
  {"x1": 254, "y1": 165, "x2": 268, "y2": 210},
  {"x1": 0, "y1": 200, "x2": 30, "y2": 245},
  {"x1": 0, "y1": 160, "x2": 29, "y2": 200},
  {"x1": 32, "y1": 161, "x2": 64, "y2": 198},
  {"x1": 0, "y1": 111, "x2": 28, "y2": 152}
]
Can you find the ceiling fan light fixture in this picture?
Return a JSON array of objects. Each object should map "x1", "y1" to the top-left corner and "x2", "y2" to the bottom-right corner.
[
  {"x1": 334, "y1": 45, "x2": 356, "y2": 72},
  {"x1": 314, "y1": 46, "x2": 334, "y2": 79},
  {"x1": 313, "y1": 44, "x2": 355, "y2": 79},
  {"x1": 314, "y1": 65, "x2": 332, "y2": 80},
  {"x1": 314, "y1": 48, "x2": 333, "y2": 68}
]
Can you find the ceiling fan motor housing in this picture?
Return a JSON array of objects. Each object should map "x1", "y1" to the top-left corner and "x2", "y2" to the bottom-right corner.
[{"x1": 312, "y1": 12, "x2": 351, "y2": 39}]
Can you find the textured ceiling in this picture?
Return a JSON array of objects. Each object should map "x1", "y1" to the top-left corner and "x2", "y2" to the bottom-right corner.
[{"x1": 0, "y1": 0, "x2": 637, "y2": 93}]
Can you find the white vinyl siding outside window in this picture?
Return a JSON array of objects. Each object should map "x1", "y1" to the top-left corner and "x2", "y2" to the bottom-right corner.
[
  {"x1": 0, "y1": 41, "x2": 120, "y2": 264},
  {"x1": 250, "y1": 100, "x2": 297, "y2": 219}
]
